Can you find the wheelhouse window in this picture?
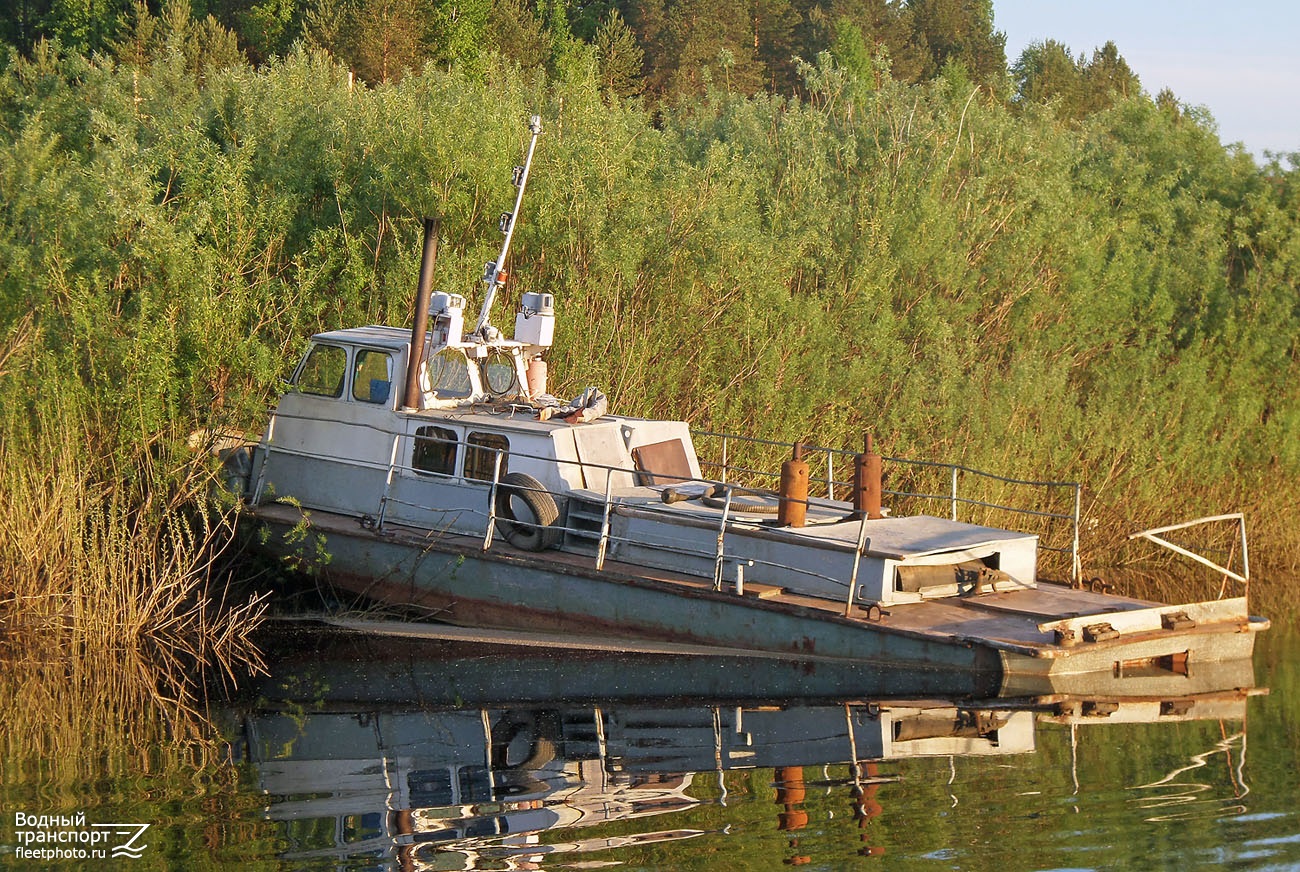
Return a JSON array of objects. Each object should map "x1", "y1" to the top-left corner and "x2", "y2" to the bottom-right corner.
[
  {"x1": 295, "y1": 344, "x2": 347, "y2": 397},
  {"x1": 412, "y1": 426, "x2": 458, "y2": 477},
  {"x1": 352, "y1": 349, "x2": 393, "y2": 404},
  {"x1": 480, "y1": 349, "x2": 520, "y2": 400},
  {"x1": 427, "y1": 348, "x2": 473, "y2": 399},
  {"x1": 464, "y1": 432, "x2": 509, "y2": 482}
]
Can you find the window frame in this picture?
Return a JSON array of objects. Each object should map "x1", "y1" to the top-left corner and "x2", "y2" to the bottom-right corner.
[
  {"x1": 294, "y1": 343, "x2": 348, "y2": 398},
  {"x1": 352, "y1": 348, "x2": 395, "y2": 405},
  {"x1": 464, "y1": 432, "x2": 510, "y2": 482},
  {"x1": 411, "y1": 425, "x2": 459, "y2": 478},
  {"x1": 426, "y1": 347, "x2": 475, "y2": 399}
]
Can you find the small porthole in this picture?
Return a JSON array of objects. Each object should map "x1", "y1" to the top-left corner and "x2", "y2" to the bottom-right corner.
[{"x1": 427, "y1": 348, "x2": 473, "y2": 398}]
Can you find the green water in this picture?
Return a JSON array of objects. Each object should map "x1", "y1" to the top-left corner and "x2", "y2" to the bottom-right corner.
[{"x1": 3, "y1": 624, "x2": 1297, "y2": 870}]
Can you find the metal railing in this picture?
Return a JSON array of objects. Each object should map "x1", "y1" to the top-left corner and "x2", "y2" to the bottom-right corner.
[
  {"x1": 252, "y1": 422, "x2": 1081, "y2": 610},
  {"x1": 251, "y1": 426, "x2": 873, "y2": 613},
  {"x1": 693, "y1": 430, "x2": 1082, "y2": 585},
  {"x1": 1127, "y1": 513, "x2": 1250, "y2": 600}
]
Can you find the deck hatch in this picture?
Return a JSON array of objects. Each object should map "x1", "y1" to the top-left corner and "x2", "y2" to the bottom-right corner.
[{"x1": 632, "y1": 439, "x2": 693, "y2": 486}]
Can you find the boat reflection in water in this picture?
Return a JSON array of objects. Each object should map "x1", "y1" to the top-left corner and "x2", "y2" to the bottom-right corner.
[{"x1": 225, "y1": 623, "x2": 1263, "y2": 870}]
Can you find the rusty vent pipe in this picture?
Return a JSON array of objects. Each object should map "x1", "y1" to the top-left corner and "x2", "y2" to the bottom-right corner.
[{"x1": 402, "y1": 216, "x2": 439, "y2": 411}]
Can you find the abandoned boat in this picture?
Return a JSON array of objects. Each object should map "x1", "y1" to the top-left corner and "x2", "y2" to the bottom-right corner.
[{"x1": 233, "y1": 115, "x2": 1267, "y2": 687}]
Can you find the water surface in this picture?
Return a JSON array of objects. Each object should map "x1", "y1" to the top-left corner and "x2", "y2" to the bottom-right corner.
[{"x1": 3, "y1": 619, "x2": 1297, "y2": 870}]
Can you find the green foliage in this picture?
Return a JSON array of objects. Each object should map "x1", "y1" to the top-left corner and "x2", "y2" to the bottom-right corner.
[
  {"x1": 1012, "y1": 38, "x2": 1142, "y2": 122},
  {"x1": 904, "y1": 0, "x2": 1006, "y2": 92},
  {"x1": 594, "y1": 8, "x2": 643, "y2": 99},
  {"x1": 489, "y1": 0, "x2": 551, "y2": 72},
  {"x1": 430, "y1": 0, "x2": 491, "y2": 70}
]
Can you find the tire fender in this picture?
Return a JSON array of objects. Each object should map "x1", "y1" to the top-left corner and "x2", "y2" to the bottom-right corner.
[{"x1": 495, "y1": 472, "x2": 561, "y2": 551}]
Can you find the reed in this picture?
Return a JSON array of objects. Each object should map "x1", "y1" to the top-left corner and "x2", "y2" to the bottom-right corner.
[
  {"x1": 0, "y1": 316, "x2": 267, "y2": 775},
  {"x1": 0, "y1": 415, "x2": 267, "y2": 660},
  {"x1": 0, "y1": 639, "x2": 283, "y2": 868}
]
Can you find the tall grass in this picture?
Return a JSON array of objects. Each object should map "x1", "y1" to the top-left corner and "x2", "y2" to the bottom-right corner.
[
  {"x1": 0, "y1": 316, "x2": 266, "y2": 775},
  {"x1": 0, "y1": 403, "x2": 266, "y2": 662}
]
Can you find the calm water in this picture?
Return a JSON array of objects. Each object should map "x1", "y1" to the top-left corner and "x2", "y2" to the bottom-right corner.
[{"x1": 4, "y1": 620, "x2": 1299, "y2": 870}]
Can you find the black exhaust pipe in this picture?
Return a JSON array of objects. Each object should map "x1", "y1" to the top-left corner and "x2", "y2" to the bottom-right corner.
[{"x1": 402, "y1": 217, "x2": 439, "y2": 411}]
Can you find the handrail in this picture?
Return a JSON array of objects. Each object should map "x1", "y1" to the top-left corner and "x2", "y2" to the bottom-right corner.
[
  {"x1": 263, "y1": 434, "x2": 859, "y2": 592},
  {"x1": 482, "y1": 451, "x2": 504, "y2": 550},
  {"x1": 844, "y1": 516, "x2": 870, "y2": 617},
  {"x1": 250, "y1": 411, "x2": 277, "y2": 505},
  {"x1": 254, "y1": 425, "x2": 1074, "y2": 595},
  {"x1": 712, "y1": 486, "x2": 735, "y2": 591},
  {"x1": 376, "y1": 433, "x2": 401, "y2": 528},
  {"x1": 692, "y1": 429, "x2": 1082, "y2": 584},
  {"x1": 1127, "y1": 513, "x2": 1250, "y2": 598},
  {"x1": 596, "y1": 475, "x2": 614, "y2": 571}
]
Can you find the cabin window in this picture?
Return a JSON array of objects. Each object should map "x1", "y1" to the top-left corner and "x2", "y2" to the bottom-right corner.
[
  {"x1": 412, "y1": 426, "x2": 458, "y2": 477},
  {"x1": 427, "y1": 348, "x2": 473, "y2": 399},
  {"x1": 464, "y1": 432, "x2": 509, "y2": 482},
  {"x1": 296, "y1": 344, "x2": 347, "y2": 397},
  {"x1": 352, "y1": 349, "x2": 393, "y2": 405},
  {"x1": 480, "y1": 349, "x2": 520, "y2": 399}
]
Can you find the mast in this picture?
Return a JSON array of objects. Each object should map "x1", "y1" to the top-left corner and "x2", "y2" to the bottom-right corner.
[{"x1": 473, "y1": 114, "x2": 543, "y2": 338}]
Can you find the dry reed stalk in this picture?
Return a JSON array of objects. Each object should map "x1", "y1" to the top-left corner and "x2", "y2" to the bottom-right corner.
[
  {"x1": 0, "y1": 333, "x2": 267, "y2": 777},
  {"x1": 0, "y1": 639, "x2": 238, "y2": 784},
  {"x1": 0, "y1": 412, "x2": 267, "y2": 649}
]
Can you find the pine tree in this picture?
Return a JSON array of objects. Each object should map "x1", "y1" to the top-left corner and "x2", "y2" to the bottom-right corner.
[
  {"x1": 661, "y1": 0, "x2": 763, "y2": 98},
  {"x1": 1081, "y1": 41, "x2": 1140, "y2": 111},
  {"x1": 353, "y1": 0, "x2": 429, "y2": 83},
  {"x1": 904, "y1": 0, "x2": 1005, "y2": 90},
  {"x1": 1011, "y1": 39, "x2": 1081, "y2": 109},
  {"x1": 1012, "y1": 39, "x2": 1141, "y2": 122},
  {"x1": 487, "y1": 0, "x2": 549, "y2": 70},
  {"x1": 595, "y1": 9, "x2": 644, "y2": 98}
]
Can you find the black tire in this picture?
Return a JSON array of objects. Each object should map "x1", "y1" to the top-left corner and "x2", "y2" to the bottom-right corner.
[{"x1": 496, "y1": 472, "x2": 561, "y2": 551}]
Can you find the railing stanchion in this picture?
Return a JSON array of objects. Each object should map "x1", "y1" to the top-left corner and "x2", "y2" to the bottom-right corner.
[
  {"x1": 713, "y1": 487, "x2": 734, "y2": 591},
  {"x1": 1071, "y1": 483, "x2": 1082, "y2": 586},
  {"x1": 251, "y1": 412, "x2": 277, "y2": 506},
  {"x1": 950, "y1": 465, "x2": 959, "y2": 521},
  {"x1": 844, "y1": 515, "x2": 869, "y2": 617},
  {"x1": 1239, "y1": 514, "x2": 1251, "y2": 597},
  {"x1": 376, "y1": 433, "x2": 401, "y2": 530},
  {"x1": 596, "y1": 475, "x2": 614, "y2": 571},
  {"x1": 483, "y1": 451, "x2": 503, "y2": 550},
  {"x1": 720, "y1": 435, "x2": 730, "y2": 485}
]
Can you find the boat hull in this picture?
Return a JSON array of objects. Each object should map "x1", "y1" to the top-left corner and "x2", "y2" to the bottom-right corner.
[
  {"x1": 251, "y1": 503, "x2": 1265, "y2": 696},
  {"x1": 255, "y1": 504, "x2": 1004, "y2": 676}
]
